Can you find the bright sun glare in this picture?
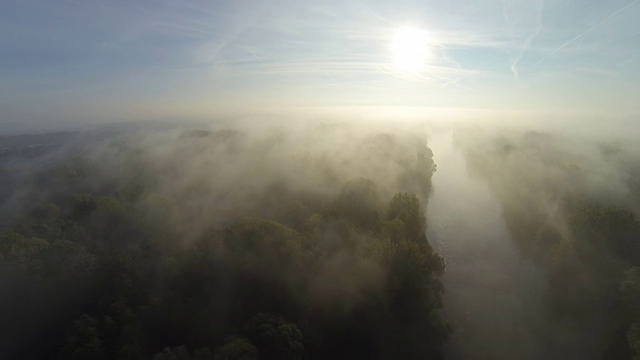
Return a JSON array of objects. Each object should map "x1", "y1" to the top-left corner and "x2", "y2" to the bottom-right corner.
[{"x1": 390, "y1": 26, "x2": 431, "y2": 74}]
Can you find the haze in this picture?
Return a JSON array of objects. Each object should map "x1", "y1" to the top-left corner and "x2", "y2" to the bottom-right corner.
[{"x1": 1, "y1": 1, "x2": 639, "y2": 359}]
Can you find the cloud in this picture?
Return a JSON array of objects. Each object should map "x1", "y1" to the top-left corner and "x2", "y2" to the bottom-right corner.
[
  {"x1": 502, "y1": 0, "x2": 545, "y2": 79},
  {"x1": 530, "y1": 0, "x2": 640, "y2": 70}
]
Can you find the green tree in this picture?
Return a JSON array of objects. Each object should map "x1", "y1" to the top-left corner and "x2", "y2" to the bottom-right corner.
[
  {"x1": 215, "y1": 337, "x2": 258, "y2": 360},
  {"x1": 385, "y1": 192, "x2": 427, "y2": 243},
  {"x1": 242, "y1": 313, "x2": 305, "y2": 360},
  {"x1": 62, "y1": 314, "x2": 108, "y2": 360},
  {"x1": 331, "y1": 178, "x2": 383, "y2": 232}
]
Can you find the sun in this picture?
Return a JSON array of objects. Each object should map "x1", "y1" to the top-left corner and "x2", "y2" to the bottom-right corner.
[{"x1": 390, "y1": 26, "x2": 431, "y2": 74}]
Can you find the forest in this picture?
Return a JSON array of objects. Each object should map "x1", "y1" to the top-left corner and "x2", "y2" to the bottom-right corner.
[
  {"x1": 0, "y1": 122, "x2": 448, "y2": 359},
  {"x1": 1, "y1": 121, "x2": 640, "y2": 359},
  {"x1": 454, "y1": 126, "x2": 640, "y2": 359}
]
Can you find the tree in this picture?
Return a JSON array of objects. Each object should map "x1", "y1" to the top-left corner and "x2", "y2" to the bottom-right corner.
[
  {"x1": 215, "y1": 338, "x2": 258, "y2": 360},
  {"x1": 385, "y1": 193, "x2": 427, "y2": 243},
  {"x1": 242, "y1": 313, "x2": 305, "y2": 360},
  {"x1": 330, "y1": 178, "x2": 383, "y2": 232},
  {"x1": 62, "y1": 314, "x2": 108, "y2": 360},
  {"x1": 629, "y1": 324, "x2": 640, "y2": 360}
]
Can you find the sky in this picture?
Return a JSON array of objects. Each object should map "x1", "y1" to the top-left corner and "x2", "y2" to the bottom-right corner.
[{"x1": 1, "y1": 0, "x2": 640, "y2": 128}]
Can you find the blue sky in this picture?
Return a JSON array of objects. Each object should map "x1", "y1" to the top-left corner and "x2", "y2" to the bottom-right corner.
[{"x1": 1, "y1": 0, "x2": 639, "y2": 126}]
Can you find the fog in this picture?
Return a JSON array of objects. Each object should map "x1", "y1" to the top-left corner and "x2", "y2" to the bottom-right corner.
[
  {"x1": 438, "y1": 118, "x2": 640, "y2": 359},
  {"x1": 0, "y1": 115, "x2": 639, "y2": 359},
  {"x1": 427, "y1": 129, "x2": 548, "y2": 360},
  {"x1": 1, "y1": 119, "x2": 445, "y2": 359},
  {"x1": 3, "y1": 0, "x2": 640, "y2": 357}
]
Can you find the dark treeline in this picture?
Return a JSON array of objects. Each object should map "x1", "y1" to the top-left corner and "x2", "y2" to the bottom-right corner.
[
  {"x1": 0, "y1": 123, "x2": 447, "y2": 359},
  {"x1": 454, "y1": 126, "x2": 640, "y2": 359}
]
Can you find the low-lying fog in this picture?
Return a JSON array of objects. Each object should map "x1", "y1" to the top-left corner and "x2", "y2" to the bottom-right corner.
[
  {"x1": 428, "y1": 129, "x2": 547, "y2": 360},
  {"x1": 0, "y1": 115, "x2": 638, "y2": 359}
]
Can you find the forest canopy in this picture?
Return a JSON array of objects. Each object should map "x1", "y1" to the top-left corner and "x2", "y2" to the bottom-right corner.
[{"x1": 0, "y1": 123, "x2": 447, "y2": 359}]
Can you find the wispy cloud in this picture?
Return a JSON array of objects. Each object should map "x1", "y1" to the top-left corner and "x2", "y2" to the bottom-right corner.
[
  {"x1": 503, "y1": 0, "x2": 545, "y2": 79},
  {"x1": 530, "y1": 0, "x2": 640, "y2": 69},
  {"x1": 2, "y1": 0, "x2": 640, "y2": 118}
]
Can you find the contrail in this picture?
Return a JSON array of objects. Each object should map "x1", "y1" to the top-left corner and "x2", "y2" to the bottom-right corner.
[
  {"x1": 531, "y1": 0, "x2": 640, "y2": 68},
  {"x1": 507, "y1": 0, "x2": 545, "y2": 79},
  {"x1": 248, "y1": 51, "x2": 262, "y2": 62}
]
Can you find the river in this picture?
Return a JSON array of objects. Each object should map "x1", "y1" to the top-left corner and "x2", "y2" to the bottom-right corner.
[{"x1": 426, "y1": 129, "x2": 547, "y2": 360}]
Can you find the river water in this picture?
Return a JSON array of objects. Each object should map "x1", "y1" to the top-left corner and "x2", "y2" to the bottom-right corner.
[{"x1": 426, "y1": 130, "x2": 547, "y2": 360}]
